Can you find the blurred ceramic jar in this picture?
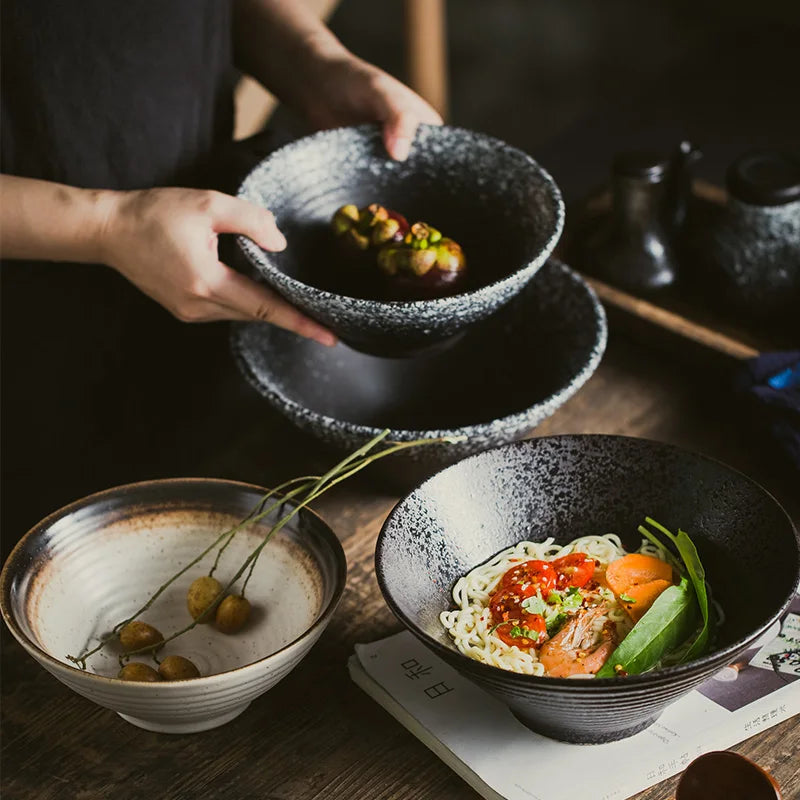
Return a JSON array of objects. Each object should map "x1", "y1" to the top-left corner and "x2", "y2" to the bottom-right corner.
[{"x1": 704, "y1": 150, "x2": 800, "y2": 327}]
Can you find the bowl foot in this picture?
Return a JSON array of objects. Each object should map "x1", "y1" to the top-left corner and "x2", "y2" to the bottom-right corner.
[
  {"x1": 117, "y1": 703, "x2": 251, "y2": 734},
  {"x1": 340, "y1": 328, "x2": 467, "y2": 358},
  {"x1": 511, "y1": 710, "x2": 660, "y2": 744}
]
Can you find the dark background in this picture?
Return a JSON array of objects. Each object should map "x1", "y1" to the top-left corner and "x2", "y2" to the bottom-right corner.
[
  {"x1": 323, "y1": 0, "x2": 799, "y2": 201},
  {"x1": 2, "y1": 0, "x2": 798, "y2": 556}
]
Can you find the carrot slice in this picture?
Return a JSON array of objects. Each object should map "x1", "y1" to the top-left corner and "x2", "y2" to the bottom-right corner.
[
  {"x1": 620, "y1": 578, "x2": 673, "y2": 622},
  {"x1": 605, "y1": 553, "x2": 673, "y2": 596}
]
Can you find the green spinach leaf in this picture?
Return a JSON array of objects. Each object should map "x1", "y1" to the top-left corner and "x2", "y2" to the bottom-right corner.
[
  {"x1": 596, "y1": 578, "x2": 698, "y2": 677},
  {"x1": 643, "y1": 517, "x2": 710, "y2": 662}
]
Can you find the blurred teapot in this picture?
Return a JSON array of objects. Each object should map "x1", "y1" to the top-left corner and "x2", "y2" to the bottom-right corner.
[{"x1": 582, "y1": 141, "x2": 701, "y2": 294}]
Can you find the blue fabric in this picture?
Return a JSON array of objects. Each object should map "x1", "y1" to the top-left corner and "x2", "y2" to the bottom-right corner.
[
  {"x1": 738, "y1": 351, "x2": 800, "y2": 471},
  {"x1": 767, "y1": 362, "x2": 800, "y2": 390}
]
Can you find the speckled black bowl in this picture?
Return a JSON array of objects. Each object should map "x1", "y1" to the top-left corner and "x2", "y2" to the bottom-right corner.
[
  {"x1": 231, "y1": 260, "x2": 606, "y2": 488},
  {"x1": 236, "y1": 124, "x2": 564, "y2": 357},
  {"x1": 375, "y1": 435, "x2": 800, "y2": 743}
]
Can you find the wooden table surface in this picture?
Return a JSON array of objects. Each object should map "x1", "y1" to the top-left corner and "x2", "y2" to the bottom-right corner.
[{"x1": 2, "y1": 328, "x2": 798, "y2": 800}]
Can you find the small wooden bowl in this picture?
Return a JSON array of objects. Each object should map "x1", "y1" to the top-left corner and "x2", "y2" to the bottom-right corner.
[{"x1": 677, "y1": 751, "x2": 782, "y2": 799}]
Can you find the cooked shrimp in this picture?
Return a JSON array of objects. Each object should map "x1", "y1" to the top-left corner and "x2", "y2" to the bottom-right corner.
[{"x1": 539, "y1": 605, "x2": 617, "y2": 677}]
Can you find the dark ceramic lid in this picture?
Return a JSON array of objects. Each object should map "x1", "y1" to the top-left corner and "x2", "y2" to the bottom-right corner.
[
  {"x1": 726, "y1": 150, "x2": 800, "y2": 206},
  {"x1": 612, "y1": 150, "x2": 668, "y2": 182}
]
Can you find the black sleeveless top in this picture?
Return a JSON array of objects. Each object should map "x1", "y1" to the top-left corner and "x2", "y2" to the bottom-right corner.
[
  {"x1": 1, "y1": 1, "x2": 244, "y2": 554},
  {"x1": 1, "y1": 0, "x2": 235, "y2": 188}
]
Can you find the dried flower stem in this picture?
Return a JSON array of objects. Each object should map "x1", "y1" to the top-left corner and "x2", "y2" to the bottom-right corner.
[{"x1": 68, "y1": 430, "x2": 465, "y2": 669}]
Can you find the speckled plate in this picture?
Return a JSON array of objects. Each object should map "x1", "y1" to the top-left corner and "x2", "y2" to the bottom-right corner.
[
  {"x1": 236, "y1": 123, "x2": 565, "y2": 356},
  {"x1": 231, "y1": 259, "x2": 606, "y2": 488}
]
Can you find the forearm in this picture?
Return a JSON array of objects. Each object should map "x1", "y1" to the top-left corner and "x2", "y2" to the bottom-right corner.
[
  {"x1": 232, "y1": 0, "x2": 348, "y2": 109},
  {"x1": 0, "y1": 175, "x2": 116, "y2": 264}
]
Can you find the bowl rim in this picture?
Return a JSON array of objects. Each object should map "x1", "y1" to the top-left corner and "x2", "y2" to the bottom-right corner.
[
  {"x1": 375, "y1": 433, "x2": 800, "y2": 689},
  {"x1": 236, "y1": 122, "x2": 566, "y2": 310},
  {"x1": 0, "y1": 477, "x2": 348, "y2": 689},
  {"x1": 230, "y1": 259, "x2": 608, "y2": 441}
]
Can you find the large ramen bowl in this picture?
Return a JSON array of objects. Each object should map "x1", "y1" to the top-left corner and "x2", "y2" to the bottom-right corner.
[
  {"x1": 236, "y1": 123, "x2": 564, "y2": 357},
  {"x1": 0, "y1": 479, "x2": 347, "y2": 734},
  {"x1": 375, "y1": 435, "x2": 799, "y2": 743}
]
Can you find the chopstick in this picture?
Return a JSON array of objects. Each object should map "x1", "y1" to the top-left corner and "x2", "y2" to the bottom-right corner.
[{"x1": 584, "y1": 275, "x2": 760, "y2": 361}]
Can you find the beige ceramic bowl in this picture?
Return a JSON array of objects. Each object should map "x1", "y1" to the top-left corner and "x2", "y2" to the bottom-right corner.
[{"x1": 0, "y1": 479, "x2": 346, "y2": 734}]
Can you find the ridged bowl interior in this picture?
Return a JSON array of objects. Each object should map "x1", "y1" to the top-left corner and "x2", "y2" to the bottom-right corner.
[
  {"x1": 376, "y1": 435, "x2": 800, "y2": 743},
  {"x1": 1, "y1": 479, "x2": 347, "y2": 732},
  {"x1": 237, "y1": 124, "x2": 564, "y2": 356}
]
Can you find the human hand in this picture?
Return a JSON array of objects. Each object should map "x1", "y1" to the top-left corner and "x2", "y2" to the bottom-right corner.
[
  {"x1": 298, "y1": 52, "x2": 443, "y2": 160},
  {"x1": 100, "y1": 188, "x2": 336, "y2": 345}
]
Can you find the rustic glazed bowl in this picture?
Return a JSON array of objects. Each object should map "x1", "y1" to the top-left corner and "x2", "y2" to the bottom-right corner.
[
  {"x1": 375, "y1": 435, "x2": 800, "y2": 744},
  {"x1": 0, "y1": 479, "x2": 346, "y2": 734},
  {"x1": 231, "y1": 260, "x2": 606, "y2": 488},
  {"x1": 236, "y1": 123, "x2": 564, "y2": 357}
]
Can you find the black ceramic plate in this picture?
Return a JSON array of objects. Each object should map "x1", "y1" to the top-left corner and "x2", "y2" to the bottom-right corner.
[
  {"x1": 375, "y1": 435, "x2": 800, "y2": 743},
  {"x1": 231, "y1": 259, "x2": 606, "y2": 487}
]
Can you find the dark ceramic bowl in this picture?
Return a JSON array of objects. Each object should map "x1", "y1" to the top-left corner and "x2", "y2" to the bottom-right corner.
[
  {"x1": 231, "y1": 260, "x2": 606, "y2": 489},
  {"x1": 236, "y1": 124, "x2": 564, "y2": 357},
  {"x1": 375, "y1": 435, "x2": 800, "y2": 743}
]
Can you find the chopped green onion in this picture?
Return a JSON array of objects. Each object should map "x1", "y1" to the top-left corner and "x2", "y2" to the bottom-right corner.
[
  {"x1": 522, "y1": 595, "x2": 548, "y2": 616},
  {"x1": 562, "y1": 588, "x2": 583, "y2": 609},
  {"x1": 546, "y1": 613, "x2": 567, "y2": 636},
  {"x1": 509, "y1": 626, "x2": 541, "y2": 641}
]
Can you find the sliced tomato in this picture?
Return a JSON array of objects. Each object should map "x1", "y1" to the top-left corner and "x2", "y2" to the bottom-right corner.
[
  {"x1": 499, "y1": 560, "x2": 558, "y2": 594},
  {"x1": 494, "y1": 614, "x2": 547, "y2": 649},
  {"x1": 489, "y1": 583, "x2": 531, "y2": 624},
  {"x1": 552, "y1": 553, "x2": 596, "y2": 589}
]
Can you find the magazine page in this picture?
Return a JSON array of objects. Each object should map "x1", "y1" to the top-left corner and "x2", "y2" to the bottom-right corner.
[{"x1": 351, "y1": 596, "x2": 800, "y2": 800}]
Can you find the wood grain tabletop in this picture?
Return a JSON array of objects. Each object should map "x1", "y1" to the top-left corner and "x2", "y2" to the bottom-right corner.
[{"x1": 2, "y1": 330, "x2": 798, "y2": 800}]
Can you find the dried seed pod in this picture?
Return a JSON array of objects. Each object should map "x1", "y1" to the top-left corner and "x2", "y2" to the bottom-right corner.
[
  {"x1": 158, "y1": 655, "x2": 201, "y2": 681},
  {"x1": 432, "y1": 238, "x2": 466, "y2": 272},
  {"x1": 119, "y1": 621, "x2": 165, "y2": 653},
  {"x1": 187, "y1": 575, "x2": 223, "y2": 623},
  {"x1": 377, "y1": 245, "x2": 401, "y2": 276},
  {"x1": 364, "y1": 203, "x2": 389, "y2": 224},
  {"x1": 331, "y1": 204, "x2": 359, "y2": 235},
  {"x1": 215, "y1": 595, "x2": 252, "y2": 634},
  {"x1": 331, "y1": 203, "x2": 408, "y2": 252},
  {"x1": 407, "y1": 248, "x2": 438, "y2": 276},
  {"x1": 408, "y1": 221, "x2": 432, "y2": 249},
  {"x1": 118, "y1": 662, "x2": 162, "y2": 682},
  {"x1": 378, "y1": 219, "x2": 467, "y2": 298},
  {"x1": 370, "y1": 217, "x2": 401, "y2": 246},
  {"x1": 378, "y1": 243, "x2": 437, "y2": 277},
  {"x1": 343, "y1": 227, "x2": 371, "y2": 251},
  {"x1": 330, "y1": 204, "x2": 464, "y2": 298}
]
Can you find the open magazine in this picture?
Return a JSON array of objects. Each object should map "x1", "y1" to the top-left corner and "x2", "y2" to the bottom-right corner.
[{"x1": 349, "y1": 594, "x2": 800, "y2": 800}]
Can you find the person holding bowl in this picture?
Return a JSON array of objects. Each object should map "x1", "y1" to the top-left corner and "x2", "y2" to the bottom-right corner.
[{"x1": 0, "y1": 0, "x2": 441, "y2": 553}]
